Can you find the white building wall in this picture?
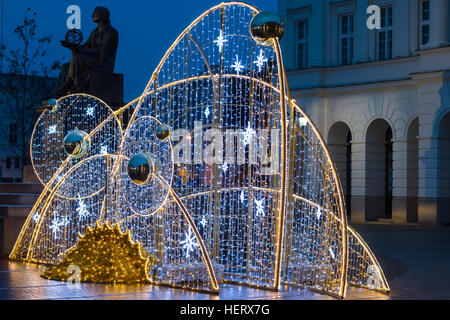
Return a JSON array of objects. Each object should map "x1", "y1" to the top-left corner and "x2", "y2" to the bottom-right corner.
[{"x1": 279, "y1": 0, "x2": 450, "y2": 225}]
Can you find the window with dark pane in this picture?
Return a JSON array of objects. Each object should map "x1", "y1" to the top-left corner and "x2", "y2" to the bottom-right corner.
[
  {"x1": 297, "y1": 19, "x2": 309, "y2": 69},
  {"x1": 340, "y1": 14, "x2": 354, "y2": 65},
  {"x1": 378, "y1": 6, "x2": 393, "y2": 60},
  {"x1": 421, "y1": 0, "x2": 430, "y2": 45}
]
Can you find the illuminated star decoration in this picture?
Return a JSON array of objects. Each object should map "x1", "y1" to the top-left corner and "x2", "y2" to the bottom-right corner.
[
  {"x1": 49, "y1": 125, "x2": 57, "y2": 134},
  {"x1": 76, "y1": 196, "x2": 90, "y2": 220},
  {"x1": 254, "y1": 49, "x2": 268, "y2": 72},
  {"x1": 231, "y1": 55, "x2": 245, "y2": 75},
  {"x1": 180, "y1": 227, "x2": 199, "y2": 258},
  {"x1": 86, "y1": 106, "x2": 94, "y2": 117},
  {"x1": 32, "y1": 212, "x2": 40, "y2": 223},
  {"x1": 243, "y1": 122, "x2": 256, "y2": 146},
  {"x1": 200, "y1": 217, "x2": 207, "y2": 228},
  {"x1": 100, "y1": 145, "x2": 108, "y2": 155},
  {"x1": 204, "y1": 107, "x2": 210, "y2": 118},
  {"x1": 222, "y1": 162, "x2": 228, "y2": 172},
  {"x1": 316, "y1": 206, "x2": 322, "y2": 220},
  {"x1": 254, "y1": 198, "x2": 265, "y2": 217},
  {"x1": 213, "y1": 29, "x2": 228, "y2": 53},
  {"x1": 49, "y1": 216, "x2": 69, "y2": 239}
]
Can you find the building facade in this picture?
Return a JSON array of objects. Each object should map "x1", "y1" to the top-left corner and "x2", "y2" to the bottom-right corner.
[
  {"x1": 278, "y1": 0, "x2": 450, "y2": 225},
  {"x1": 0, "y1": 73, "x2": 55, "y2": 182}
]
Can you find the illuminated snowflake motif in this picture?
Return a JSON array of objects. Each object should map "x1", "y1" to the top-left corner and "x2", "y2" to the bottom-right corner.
[
  {"x1": 100, "y1": 145, "x2": 108, "y2": 155},
  {"x1": 200, "y1": 217, "x2": 207, "y2": 228},
  {"x1": 254, "y1": 198, "x2": 265, "y2": 217},
  {"x1": 316, "y1": 206, "x2": 322, "y2": 220},
  {"x1": 213, "y1": 29, "x2": 228, "y2": 53},
  {"x1": 243, "y1": 122, "x2": 256, "y2": 146},
  {"x1": 76, "y1": 196, "x2": 90, "y2": 220},
  {"x1": 204, "y1": 107, "x2": 210, "y2": 118},
  {"x1": 48, "y1": 125, "x2": 57, "y2": 134},
  {"x1": 49, "y1": 216, "x2": 69, "y2": 239},
  {"x1": 231, "y1": 55, "x2": 245, "y2": 75},
  {"x1": 86, "y1": 106, "x2": 94, "y2": 117},
  {"x1": 254, "y1": 49, "x2": 268, "y2": 72},
  {"x1": 180, "y1": 227, "x2": 199, "y2": 259},
  {"x1": 32, "y1": 212, "x2": 40, "y2": 223},
  {"x1": 222, "y1": 162, "x2": 228, "y2": 172}
]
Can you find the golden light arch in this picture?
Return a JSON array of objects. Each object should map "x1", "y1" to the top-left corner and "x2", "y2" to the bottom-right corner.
[{"x1": 10, "y1": 2, "x2": 389, "y2": 298}]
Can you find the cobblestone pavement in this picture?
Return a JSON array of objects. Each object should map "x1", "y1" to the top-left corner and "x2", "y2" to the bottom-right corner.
[{"x1": 0, "y1": 224, "x2": 448, "y2": 300}]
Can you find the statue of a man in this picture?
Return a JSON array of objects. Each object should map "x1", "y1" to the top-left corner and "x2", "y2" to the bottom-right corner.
[{"x1": 52, "y1": 7, "x2": 119, "y2": 97}]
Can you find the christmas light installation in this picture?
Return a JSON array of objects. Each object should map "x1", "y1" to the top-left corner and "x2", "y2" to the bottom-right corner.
[{"x1": 10, "y1": 2, "x2": 389, "y2": 299}]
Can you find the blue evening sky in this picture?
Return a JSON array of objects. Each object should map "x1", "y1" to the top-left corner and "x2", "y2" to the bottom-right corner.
[{"x1": 3, "y1": 0, "x2": 277, "y2": 101}]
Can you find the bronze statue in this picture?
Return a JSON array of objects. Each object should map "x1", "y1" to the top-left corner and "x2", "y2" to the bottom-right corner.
[{"x1": 52, "y1": 7, "x2": 119, "y2": 97}]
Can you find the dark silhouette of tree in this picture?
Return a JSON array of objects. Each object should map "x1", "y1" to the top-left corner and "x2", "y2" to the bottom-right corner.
[{"x1": 0, "y1": 8, "x2": 61, "y2": 181}]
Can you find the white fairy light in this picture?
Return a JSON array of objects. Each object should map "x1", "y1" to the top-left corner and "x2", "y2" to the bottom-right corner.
[
  {"x1": 213, "y1": 30, "x2": 227, "y2": 53},
  {"x1": 254, "y1": 198, "x2": 265, "y2": 217},
  {"x1": 328, "y1": 247, "x2": 335, "y2": 260},
  {"x1": 240, "y1": 190, "x2": 245, "y2": 203},
  {"x1": 48, "y1": 125, "x2": 57, "y2": 134},
  {"x1": 180, "y1": 227, "x2": 199, "y2": 258},
  {"x1": 231, "y1": 55, "x2": 245, "y2": 74},
  {"x1": 297, "y1": 117, "x2": 308, "y2": 127},
  {"x1": 254, "y1": 49, "x2": 268, "y2": 72}
]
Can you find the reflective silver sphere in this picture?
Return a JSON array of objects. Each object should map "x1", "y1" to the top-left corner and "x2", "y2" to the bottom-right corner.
[
  {"x1": 46, "y1": 99, "x2": 58, "y2": 112},
  {"x1": 250, "y1": 11, "x2": 285, "y2": 46},
  {"x1": 63, "y1": 129, "x2": 90, "y2": 159},
  {"x1": 127, "y1": 153, "x2": 156, "y2": 185},
  {"x1": 156, "y1": 124, "x2": 171, "y2": 141}
]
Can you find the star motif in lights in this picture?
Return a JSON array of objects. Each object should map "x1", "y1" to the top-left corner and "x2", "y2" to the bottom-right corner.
[
  {"x1": 222, "y1": 162, "x2": 228, "y2": 172},
  {"x1": 32, "y1": 212, "x2": 40, "y2": 223},
  {"x1": 49, "y1": 216, "x2": 69, "y2": 239},
  {"x1": 254, "y1": 198, "x2": 265, "y2": 217},
  {"x1": 315, "y1": 206, "x2": 322, "y2": 220},
  {"x1": 76, "y1": 196, "x2": 90, "y2": 220},
  {"x1": 231, "y1": 55, "x2": 245, "y2": 75},
  {"x1": 204, "y1": 107, "x2": 210, "y2": 118},
  {"x1": 297, "y1": 117, "x2": 308, "y2": 127},
  {"x1": 180, "y1": 227, "x2": 199, "y2": 258},
  {"x1": 200, "y1": 217, "x2": 207, "y2": 228},
  {"x1": 48, "y1": 125, "x2": 57, "y2": 134},
  {"x1": 100, "y1": 145, "x2": 108, "y2": 155},
  {"x1": 86, "y1": 106, "x2": 94, "y2": 116},
  {"x1": 213, "y1": 30, "x2": 228, "y2": 53},
  {"x1": 243, "y1": 122, "x2": 256, "y2": 146},
  {"x1": 254, "y1": 49, "x2": 268, "y2": 72}
]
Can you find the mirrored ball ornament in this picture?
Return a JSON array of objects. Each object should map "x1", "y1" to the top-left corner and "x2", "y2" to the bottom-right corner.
[
  {"x1": 250, "y1": 11, "x2": 285, "y2": 46},
  {"x1": 156, "y1": 124, "x2": 171, "y2": 141},
  {"x1": 63, "y1": 129, "x2": 90, "y2": 159},
  {"x1": 127, "y1": 153, "x2": 156, "y2": 185},
  {"x1": 46, "y1": 99, "x2": 58, "y2": 112}
]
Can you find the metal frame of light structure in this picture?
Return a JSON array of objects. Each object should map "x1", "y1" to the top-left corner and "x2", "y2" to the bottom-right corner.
[{"x1": 10, "y1": 2, "x2": 389, "y2": 299}]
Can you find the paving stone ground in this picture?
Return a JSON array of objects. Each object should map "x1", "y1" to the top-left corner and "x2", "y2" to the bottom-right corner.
[{"x1": 0, "y1": 224, "x2": 448, "y2": 300}]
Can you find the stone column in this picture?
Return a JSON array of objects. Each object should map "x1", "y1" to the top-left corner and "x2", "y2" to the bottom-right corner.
[
  {"x1": 350, "y1": 140, "x2": 366, "y2": 224},
  {"x1": 427, "y1": 0, "x2": 449, "y2": 48},
  {"x1": 392, "y1": 139, "x2": 408, "y2": 224},
  {"x1": 417, "y1": 137, "x2": 438, "y2": 225}
]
